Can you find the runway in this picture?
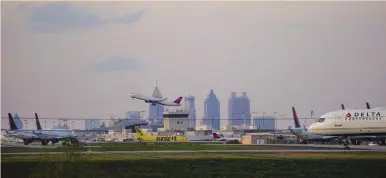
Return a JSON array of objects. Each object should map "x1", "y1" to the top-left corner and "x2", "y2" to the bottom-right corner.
[{"x1": 1, "y1": 149, "x2": 375, "y2": 156}]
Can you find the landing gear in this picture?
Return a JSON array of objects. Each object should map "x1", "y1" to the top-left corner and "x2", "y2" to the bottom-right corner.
[
  {"x1": 23, "y1": 140, "x2": 32, "y2": 145},
  {"x1": 342, "y1": 136, "x2": 350, "y2": 150},
  {"x1": 41, "y1": 140, "x2": 49, "y2": 146}
]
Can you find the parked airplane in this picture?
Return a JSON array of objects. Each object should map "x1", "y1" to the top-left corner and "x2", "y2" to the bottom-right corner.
[
  {"x1": 32, "y1": 113, "x2": 79, "y2": 145},
  {"x1": 308, "y1": 108, "x2": 386, "y2": 149},
  {"x1": 212, "y1": 133, "x2": 241, "y2": 144},
  {"x1": 129, "y1": 93, "x2": 167, "y2": 105},
  {"x1": 134, "y1": 126, "x2": 189, "y2": 142},
  {"x1": 289, "y1": 107, "x2": 337, "y2": 144},
  {"x1": 5, "y1": 113, "x2": 40, "y2": 145}
]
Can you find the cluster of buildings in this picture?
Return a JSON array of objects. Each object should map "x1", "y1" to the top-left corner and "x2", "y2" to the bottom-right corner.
[{"x1": 84, "y1": 85, "x2": 275, "y2": 132}]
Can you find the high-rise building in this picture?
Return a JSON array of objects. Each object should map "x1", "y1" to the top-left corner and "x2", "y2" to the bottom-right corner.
[
  {"x1": 127, "y1": 111, "x2": 141, "y2": 120},
  {"x1": 253, "y1": 116, "x2": 275, "y2": 130},
  {"x1": 203, "y1": 89, "x2": 220, "y2": 130},
  {"x1": 148, "y1": 85, "x2": 164, "y2": 124},
  {"x1": 85, "y1": 119, "x2": 101, "y2": 130},
  {"x1": 228, "y1": 92, "x2": 251, "y2": 126},
  {"x1": 184, "y1": 95, "x2": 196, "y2": 129}
]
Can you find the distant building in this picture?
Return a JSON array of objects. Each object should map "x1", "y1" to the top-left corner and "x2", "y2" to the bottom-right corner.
[
  {"x1": 85, "y1": 119, "x2": 101, "y2": 130},
  {"x1": 163, "y1": 109, "x2": 193, "y2": 131},
  {"x1": 203, "y1": 89, "x2": 220, "y2": 130},
  {"x1": 148, "y1": 85, "x2": 164, "y2": 124},
  {"x1": 127, "y1": 111, "x2": 142, "y2": 120},
  {"x1": 184, "y1": 95, "x2": 196, "y2": 129},
  {"x1": 228, "y1": 92, "x2": 251, "y2": 126},
  {"x1": 253, "y1": 116, "x2": 275, "y2": 130}
]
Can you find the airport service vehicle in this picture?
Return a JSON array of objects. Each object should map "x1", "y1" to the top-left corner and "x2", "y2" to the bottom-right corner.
[
  {"x1": 134, "y1": 126, "x2": 189, "y2": 143},
  {"x1": 129, "y1": 93, "x2": 183, "y2": 106},
  {"x1": 308, "y1": 108, "x2": 386, "y2": 149}
]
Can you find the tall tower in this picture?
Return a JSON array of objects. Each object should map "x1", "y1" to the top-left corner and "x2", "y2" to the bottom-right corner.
[
  {"x1": 148, "y1": 82, "x2": 164, "y2": 124},
  {"x1": 203, "y1": 89, "x2": 220, "y2": 130},
  {"x1": 185, "y1": 87, "x2": 196, "y2": 129},
  {"x1": 228, "y1": 92, "x2": 251, "y2": 126}
]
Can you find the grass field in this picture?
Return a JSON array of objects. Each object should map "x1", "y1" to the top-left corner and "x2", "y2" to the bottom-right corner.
[
  {"x1": 1, "y1": 142, "x2": 349, "y2": 153},
  {"x1": 2, "y1": 152, "x2": 386, "y2": 178}
]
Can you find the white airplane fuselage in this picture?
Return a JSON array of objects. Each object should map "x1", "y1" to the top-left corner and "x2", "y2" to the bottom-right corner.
[{"x1": 308, "y1": 108, "x2": 386, "y2": 136}]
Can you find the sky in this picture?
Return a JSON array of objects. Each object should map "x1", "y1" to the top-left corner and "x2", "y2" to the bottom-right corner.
[{"x1": 2, "y1": 1, "x2": 386, "y2": 129}]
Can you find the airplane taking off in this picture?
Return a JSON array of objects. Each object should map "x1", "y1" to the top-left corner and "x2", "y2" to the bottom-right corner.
[
  {"x1": 289, "y1": 107, "x2": 337, "y2": 144},
  {"x1": 129, "y1": 92, "x2": 183, "y2": 106},
  {"x1": 134, "y1": 126, "x2": 189, "y2": 142},
  {"x1": 129, "y1": 93, "x2": 167, "y2": 105},
  {"x1": 308, "y1": 108, "x2": 386, "y2": 149}
]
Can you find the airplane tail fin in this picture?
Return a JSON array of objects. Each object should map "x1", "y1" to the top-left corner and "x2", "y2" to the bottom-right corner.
[
  {"x1": 341, "y1": 104, "x2": 345, "y2": 110},
  {"x1": 173, "y1": 97, "x2": 183, "y2": 104},
  {"x1": 35, "y1": 113, "x2": 42, "y2": 130},
  {"x1": 8, "y1": 113, "x2": 18, "y2": 130},
  {"x1": 212, "y1": 133, "x2": 221, "y2": 139},
  {"x1": 366, "y1": 102, "x2": 371, "y2": 109},
  {"x1": 292, "y1": 107, "x2": 301, "y2": 128},
  {"x1": 135, "y1": 126, "x2": 144, "y2": 136}
]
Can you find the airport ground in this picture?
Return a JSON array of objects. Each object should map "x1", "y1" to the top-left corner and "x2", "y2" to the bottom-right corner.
[{"x1": 2, "y1": 142, "x2": 386, "y2": 178}]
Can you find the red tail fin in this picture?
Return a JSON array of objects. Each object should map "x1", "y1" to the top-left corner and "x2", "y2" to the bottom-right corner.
[
  {"x1": 292, "y1": 107, "x2": 301, "y2": 128},
  {"x1": 173, "y1": 97, "x2": 183, "y2": 104},
  {"x1": 8, "y1": 113, "x2": 18, "y2": 130},
  {"x1": 212, "y1": 133, "x2": 221, "y2": 139}
]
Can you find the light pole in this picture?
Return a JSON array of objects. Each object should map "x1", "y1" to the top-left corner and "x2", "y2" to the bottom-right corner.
[
  {"x1": 251, "y1": 112, "x2": 258, "y2": 129},
  {"x1": 44, "y1": 121, "x2": 46, "y2": 129},
  {"x1": 262, "y1": 112, "x2": 266, "y2": 129},
  {"x1": 24, "y1": 120, "x2": 27, "y2": 130}
]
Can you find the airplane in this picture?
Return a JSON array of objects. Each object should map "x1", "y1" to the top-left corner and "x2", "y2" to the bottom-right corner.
[
  {"x1": 308, "y1": 107, "x2": 386, "y2": 149},
  {"x1": 289, "y1": 107, "x2": 337, "y2": 144},
  {"x1": 212, "y1": 133, "x2": 241, "y2": 144},
  {"x1": 134, "y1": 126, "x2": 189, "y2": 142},
  {"x1": 32, "y1": 113, "x2": 79, "y2": 145},
  {"x1": 129, "y1": 93, "x2": 167, "y2": 105},
  {"x1": 5, "y1": 113, "x2": 40, "y2": 145}
]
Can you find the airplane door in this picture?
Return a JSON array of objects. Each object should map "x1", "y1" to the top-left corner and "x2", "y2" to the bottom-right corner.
[{"x1": 334, "y1": 116, "x2": 343, "y2": 127}]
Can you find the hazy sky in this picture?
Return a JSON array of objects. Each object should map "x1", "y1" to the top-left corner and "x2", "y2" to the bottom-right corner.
[{"x1": 2, "y1": 1, "x2": 386, "y2": 128}]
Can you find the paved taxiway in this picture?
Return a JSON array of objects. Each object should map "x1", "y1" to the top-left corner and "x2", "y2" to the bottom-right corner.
[{"x1": 1, "y1": 149, "x2": 374, "y2": 156}]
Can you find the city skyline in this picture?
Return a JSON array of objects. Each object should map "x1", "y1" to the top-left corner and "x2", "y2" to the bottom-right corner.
[{"x1": 2, "y1": 2, "x2": 386, "y2": 129}]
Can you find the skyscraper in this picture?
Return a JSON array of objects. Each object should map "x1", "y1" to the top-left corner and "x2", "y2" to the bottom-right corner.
[
  {"x1": 184, "y1": 95, "x2": 196, "y2": 129},
  {"x1": 148, "y1": 85, "x2": 164, "y2": 124},
  {"x1": 228, "y1": 92, "x2": 251, "y2": 126},
  {"x1": 203, "y1": 89, "x2": 220, "y2": 130}
]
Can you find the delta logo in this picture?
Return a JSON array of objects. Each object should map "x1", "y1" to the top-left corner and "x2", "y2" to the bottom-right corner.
[{"x1": 346, "y1": 112, "x2": 381, "y2": 117}]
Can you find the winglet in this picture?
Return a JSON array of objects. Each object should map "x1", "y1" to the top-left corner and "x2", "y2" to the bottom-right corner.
[
  {"x1": 341, "y1": 104, "x2": 345, "y2": 110},
  {"x1": 212, "y1": 133, "x2": 221, "y2": 139},
  {"x1": 35, "y1": 113, "x2": 42, "y2": 130},
  {"x1": 366, "y1": 102, "x2": 371, "y2": 109}
]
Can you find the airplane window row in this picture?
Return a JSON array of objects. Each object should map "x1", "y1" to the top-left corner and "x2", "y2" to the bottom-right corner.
[{"x1": 345, "y1": 117, "x2": 382, "y2": 121}]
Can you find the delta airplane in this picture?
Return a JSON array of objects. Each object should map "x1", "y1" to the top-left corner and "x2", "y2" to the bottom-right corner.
[
  {"x1": 134, "y1": 126, "x2": 189, "y2": 142},
  {"x1": 212, "y1": 133, "x2": 241, "y2": 144},
  {"x1": 308, "y1": 107, "x2": 386, "y2": 149},
  {"x1": 129, "y1": 93, "x2": 183, "y2": 106},
  {"x1": 6, "y1": 113, "x2": 41, "y2": 145},
  {"x1": 32, "y1": 113, "x2": 78, "y2": 145},
  {"x1": 289, "y1": 107, "x2": 337, "y2": 144},
  {"x1": 129, "y1": 93, "x2": 167, "y2": 104}
]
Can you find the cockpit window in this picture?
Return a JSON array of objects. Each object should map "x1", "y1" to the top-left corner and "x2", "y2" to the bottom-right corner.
[{"x1": 317, "y1": 118, "x2": 325, "y2": 122}]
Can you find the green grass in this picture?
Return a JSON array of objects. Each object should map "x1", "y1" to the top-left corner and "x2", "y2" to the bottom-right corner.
[
  {"x1": 1, "y1": 142, "x2": 350, "y2": 153},
  {"x1": 2, "y1": 153, "x2": 386, "y2": 178}
]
